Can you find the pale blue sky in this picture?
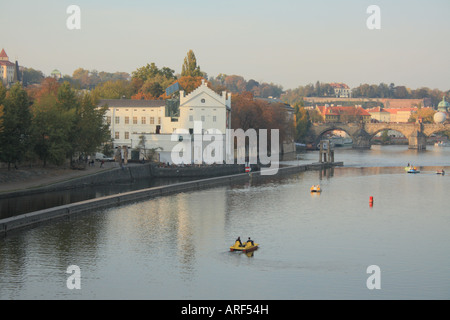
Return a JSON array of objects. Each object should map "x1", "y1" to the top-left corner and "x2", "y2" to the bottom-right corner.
[{"x1": 1, "y1": 0, "x2": 449, "y2": 90}]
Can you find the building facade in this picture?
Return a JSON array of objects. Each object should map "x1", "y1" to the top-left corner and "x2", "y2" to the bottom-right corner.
[
  {"x1": 330, "y1": 83, "x2": 352, "y2": 98},
  {"x1": 99, "y1": 79, "x2": 232, "y2": 164},
  {"x1": 0, "y1": 49, "x2": 18, "y2": 87},
  {"x1": 367, "y1": 107, "x2": 391, "y2": 122},
  {"x1": 316, "y1": 105, "x2": 371, "y2": 123}
]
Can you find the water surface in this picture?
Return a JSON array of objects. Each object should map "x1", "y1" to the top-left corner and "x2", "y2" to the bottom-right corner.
[{"x1": 1, "y1": 145, "x2": 449, "y2": 299}]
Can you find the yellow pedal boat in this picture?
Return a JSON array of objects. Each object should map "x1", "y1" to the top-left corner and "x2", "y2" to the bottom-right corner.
[
  {"x1": 310, "y1": 185, "x2": 321, "y2": 193},
  {"x1": 230, "y1": 240, "x2": 259, "y2": 253}
]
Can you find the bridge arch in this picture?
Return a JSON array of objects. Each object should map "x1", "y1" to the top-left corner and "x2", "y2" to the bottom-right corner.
[
  {"x1": 365, "y1": 124, "x2": 413, "y2": 140},
  {"x1": 424, "y1": 127, "x2": 450, "y2": 137},
  {"x1": 367, "y1": 127, "x2": 409, "y2": 141},
  {"x1": 313, "y1": 126, "x2": 355, "y2": 144}
]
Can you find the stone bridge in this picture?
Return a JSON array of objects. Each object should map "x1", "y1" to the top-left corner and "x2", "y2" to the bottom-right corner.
[{"x1": 310, "y1": 122, "x2": 450, "y2": 149}]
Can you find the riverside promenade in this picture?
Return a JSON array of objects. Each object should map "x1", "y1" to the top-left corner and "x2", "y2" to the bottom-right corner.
[{"x1": 0, "y1": 161, "x2": 119, "y2": 195}]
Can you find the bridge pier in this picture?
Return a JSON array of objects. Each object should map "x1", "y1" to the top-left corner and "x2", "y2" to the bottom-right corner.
[
  {"x1": 408, "y1": 130, "x2": 427, "y2": 150},
  {"x1": 319, "y1": 140, "x2": 335, "y2": 163},
  {"x1": 352, "y1": 129, "x2": 371, "y2": 149}
]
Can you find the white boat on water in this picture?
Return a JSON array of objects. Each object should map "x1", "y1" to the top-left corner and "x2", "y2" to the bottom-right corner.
[{"x1": 435, "y1": 141, "x2": 450, "y2": 147}]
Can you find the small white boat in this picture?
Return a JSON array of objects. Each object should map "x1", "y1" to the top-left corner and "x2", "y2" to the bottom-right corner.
[{"x1": 435, "y1": 141, "x2": 450, "y2": 147}]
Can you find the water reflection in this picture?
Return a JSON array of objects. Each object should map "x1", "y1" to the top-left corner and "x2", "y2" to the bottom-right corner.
[
  {"x1": 0, "y1": 177, "x2": 197, "y2": 219},
  {"x1": 1, "y1": 146, "x2": 450, "y2": 299}
]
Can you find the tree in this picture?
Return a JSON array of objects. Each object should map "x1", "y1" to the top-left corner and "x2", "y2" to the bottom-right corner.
[
  {"x1": 30, "y1": 80, "x2": 75, "y2": 166},
  {"x1": 92, "y1": 79, "x2": 134, "y2": 99},
  {"x1": 0, "y1": 105, "x2": 4, "y2": 134},
  {"x1": 31, "y1": 93, "x2": 74, "y2": 166},
  {"x1": 176, "y1": 76, "x2": 205, "y2": 95},
  {"x1": 293, "y1": 102, "x2": 311, "y2": 142},
  {"x1": 73, "y1": 93, "x2": 110, "y2": 159},
  {"x1": 72, "y1": 68, "x2": 91, "y2": 89},
  {"x1": 131, "y1": 63, "x2": 176, "y2": 99},
  {"x1": 181, "y1": 50, "x2": 204, "y2": 78},
  {"x1": 408, "y1": 108, "x2": 436, "y2": 123},
  {"x1": 0, "y1": 82, "x2": 5, "y2": 132},
  {"x1": 22, "y1": 67, "x2": 45, "y2": 86},
  {"x1": 230, "y1": 92, "x2": 291, "y2": 152},
  {"x1": 0, "y1": 83, "x2": 32, "y2": 169}
]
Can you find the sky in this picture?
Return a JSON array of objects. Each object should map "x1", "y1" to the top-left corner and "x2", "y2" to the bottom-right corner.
[{"x1": 1, "y1": 0, "x2": 450, "y2": 91}]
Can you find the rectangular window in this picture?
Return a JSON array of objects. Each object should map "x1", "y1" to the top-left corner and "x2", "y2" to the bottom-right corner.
[
  {"x1": 106, "y1": 116, "x2": 111, "y2": 125},
  {"x1": 213, "y1": 116, "x2": 217, "y2": 122},
  {"x1": 189, "y1": 115, "x2": 193, "y2": 122},
  {"x1": 115, "y1": 117, "x2": 120, "y2": 124},
  {"x1": 201, "y1": 115, "x2": 205, "y2": 122},
  {"x1": 125, "y1": 132, "x2": 129, "y2": 139},
  {"x1": 125, "y1": 116, "x2": 129, "y2": 124},
  {"x1": 133, "y1": 117, "x2": 138, "y2": 124},
  {"x1": 150, "y1": 117, "x2": 155, "y2": 124},
  {"x1": 115, "y1": 132, "x2": 120, "y2": 139},
  {"x1": 141, "y1": 117, "x2": 146, "y2": 124},
  {"x1": 158, "y1": 117, "x2": 161, "y2": 125}
]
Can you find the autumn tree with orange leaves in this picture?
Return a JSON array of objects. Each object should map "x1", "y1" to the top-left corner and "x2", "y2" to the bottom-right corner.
[{"x1": 231, "y1": 92, "x2": 292, "y2": 153}]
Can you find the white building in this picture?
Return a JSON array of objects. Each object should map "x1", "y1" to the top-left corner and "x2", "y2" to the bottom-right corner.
[
  {"x1": 99, "y1": 79, "x2": 232, "y2": 164},
  {"x1": 330, "y1": 83, "x2": 351, "y2": 98},
  {"x1": 0, "y1": 49, "x2": 17, "y2": 87}
]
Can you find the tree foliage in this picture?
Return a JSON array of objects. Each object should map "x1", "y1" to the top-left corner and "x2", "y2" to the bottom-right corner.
[
  {"x1": 0, "y1": 83, "x2": 32, "y2": 169},
  {"x1": 209, "y1": 75, "x2": 283, "y2": 99},
  {"x1": 181, "y1": 50, "x2": 204, "y2": 77},
  {"x1": 0, "y1": 79, "x2": 111, "y2": 168},
  {"x1": 293, "y1": 102, "x2": 311, "y2": 142},
  {"x1": 92, "y1": 80, "x2": 135, "y2": 99},
  {"x1": 231, "y1": 92, "x2": 292, "y2": 149},
  {"x1": 131, "y1": 63, "x2": 176, "y2": 100}
]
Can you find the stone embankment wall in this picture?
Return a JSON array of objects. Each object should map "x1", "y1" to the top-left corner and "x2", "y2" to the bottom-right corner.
[
  {"x1": 0, "y1": 162, "x2": 342, "y2": 235},
  {"x1": 0, "y1": 164, "x2": 245, "y2": 200}
]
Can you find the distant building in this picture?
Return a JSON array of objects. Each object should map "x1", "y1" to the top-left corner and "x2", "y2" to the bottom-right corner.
[
  {"x1": 51, "y1": 69, "x2": 62, "y2": 80},
  {"x1": 316, "y1": 105, "x2": 371, "y2": 123},
  {"x1": 304, "y1": 97, "x2": 426, "y2": 109},
  {"x1": 0, "y1": 48, "x2": 20, "y2": 87},
  {"x1": 330, "y1": 83, "x2": 351, "y2": 98},
  {"x1": 383, "y1": 108, "x2": 416, "y2": 123},
  {"x1": 367, "y1": 107, "x2": 391, "y2": 122},
  {"x1": 437, "y1": 95, "x2": 449, "y2": 113}
]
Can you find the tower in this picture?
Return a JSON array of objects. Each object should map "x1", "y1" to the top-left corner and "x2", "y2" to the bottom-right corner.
[
  {"x1": 437, "y1": 95, "x2": 449, "y2": 113},
  {"x1": 0, "y1": 48, "x2": 18, "y2": 87}
]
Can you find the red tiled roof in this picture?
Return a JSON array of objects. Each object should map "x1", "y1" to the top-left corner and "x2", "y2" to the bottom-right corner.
[
  {"x1": 318, "y1": 105, "x2": 371, "y2": 117},
  {"x1": 366, "y1": 107, "x2": 387, "y2": 113},
  {"x1": 384, "y1": 108, "x2": 416, "y2": 114},
  {"x1": 329, "y1": 83, "x2": 350, "y2": 89},
  {"x1": 0, "y1": 49, "x2": 8, "y2": 59},
  {"x1": 0, "y1": 60, "x2": 15, "y2": 67}
]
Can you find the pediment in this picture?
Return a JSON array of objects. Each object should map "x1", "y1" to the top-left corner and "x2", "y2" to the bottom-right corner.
[{"x1": 180, "y1": 90, "x2": 226, "y2": 108}]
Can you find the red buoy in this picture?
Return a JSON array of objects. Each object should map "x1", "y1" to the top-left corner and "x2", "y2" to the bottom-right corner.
[{"x1": 369, "y1": 196, "x2": 374, "y2": 207}]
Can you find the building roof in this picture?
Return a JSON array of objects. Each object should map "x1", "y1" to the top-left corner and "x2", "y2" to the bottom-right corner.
[
  {"x1": 438, "y1": 96, "x2": 450, "y2": 109},
  {"x1": 98, "y1": 99, "x2": 166, "y2": 108},
  {"x1": 317, "y1": 105, "x2": 371, "y2": 117},
  {"x1": 0, "y1": 60, "x2": 15, "y2": 67},
  {"x1": 330, "y1": 83, "x2": 350, "y2": 89},
  {"x1": 254, "y1": 97, "x2": 294, "y2": 111},
  {"x1": 367, "y1": 107, "x2": 388, "y2": 113},
  {"x1": 0, "y1": 49, "x2": 8, "y2": 59},
  {"x1": 383, "y1": 108, "x2": 416, "y2": 114}
]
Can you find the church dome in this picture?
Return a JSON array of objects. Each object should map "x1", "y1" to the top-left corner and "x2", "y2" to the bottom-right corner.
[{"x1": 438, "y1": 95, "x2": 450, "y2": 112}]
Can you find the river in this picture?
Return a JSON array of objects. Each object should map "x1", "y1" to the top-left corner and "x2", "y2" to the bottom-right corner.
[{"x1": 0, "y1": 145, "x2": 449, "y2": 300}]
